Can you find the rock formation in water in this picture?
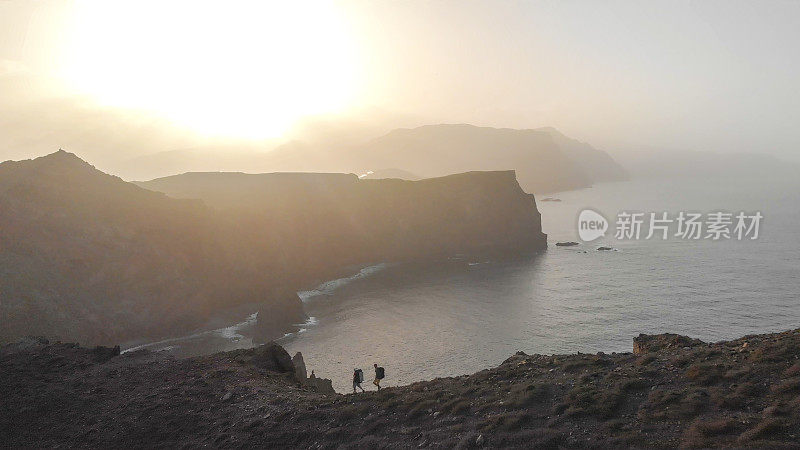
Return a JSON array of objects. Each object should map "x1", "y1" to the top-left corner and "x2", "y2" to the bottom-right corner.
[
  {"x1": 5, "y1": 328, "x2": 800, "y2": 448},
  {"x1": 0, "y1": 151, "x2": 546, "y2": 346},
  {"x1": 251, "y1": 292, "x2": 308, "y2": 345}
]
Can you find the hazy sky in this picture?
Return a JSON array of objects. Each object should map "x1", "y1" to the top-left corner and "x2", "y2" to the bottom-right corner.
[{"x1": 1, "y1": 0, "x2": 799, "y2": 164}]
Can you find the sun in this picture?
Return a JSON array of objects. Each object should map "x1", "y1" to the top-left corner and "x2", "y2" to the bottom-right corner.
[{"x1": 59, "y1": 0, "x2": 360, "y2": 139}]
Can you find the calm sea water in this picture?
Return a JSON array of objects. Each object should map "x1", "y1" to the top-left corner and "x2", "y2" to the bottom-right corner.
[{"x1": 127, "y1": 175, "x2": 800, "y2": 393}]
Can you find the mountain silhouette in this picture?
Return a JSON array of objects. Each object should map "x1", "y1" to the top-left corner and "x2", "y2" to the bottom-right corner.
[{"x1": 2, "y1": 151, "x2": 546, "y2": 346}]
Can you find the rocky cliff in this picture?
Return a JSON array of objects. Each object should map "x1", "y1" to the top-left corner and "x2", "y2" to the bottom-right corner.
[
  {"x1": 0, "y1": 151, "x2": 546, "y2": 346},
  {"x1": 139, "y1": 169, "x2": 547, "y2": 288}
]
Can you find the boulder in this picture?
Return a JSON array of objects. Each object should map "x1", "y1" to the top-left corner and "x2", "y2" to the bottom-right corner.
[
  {"x1": 251, "y1": 343, "x2": 294, "y2": 373},
  {"x1": 292, "y1": 352, "x2": 307, "y2": 381}
]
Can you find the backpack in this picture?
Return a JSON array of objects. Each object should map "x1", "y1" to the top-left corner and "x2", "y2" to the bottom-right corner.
[
  {"x1": 376, "y1": 367, "x2": 385, "y2": 379},
  {"x1": 355, "y1": 369, "x2": 364, "y2": 383}
]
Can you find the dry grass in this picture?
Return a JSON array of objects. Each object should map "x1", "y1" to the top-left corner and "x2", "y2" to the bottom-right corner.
[
  {"x1": 771, "y1": 378, "x2": 800, "y2": 395},
  {"x1": 738, "y1": 418, "x2": 788, "y2": 443},
  {"x1": 681, "y1": 417, "x2": 743, "y2": 448}
]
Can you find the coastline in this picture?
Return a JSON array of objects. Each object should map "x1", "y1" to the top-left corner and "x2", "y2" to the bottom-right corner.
[{"x1": 119, "y1": 263, "x2": 394, "y2": 356}]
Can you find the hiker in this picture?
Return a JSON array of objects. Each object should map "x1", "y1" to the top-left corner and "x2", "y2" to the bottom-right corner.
[
  {"x1": 353, "y1": 368, "x2": 365, "y2": 393},
  {"x1": 373, "y1": 363, "x2": 385, "y2": 390}
]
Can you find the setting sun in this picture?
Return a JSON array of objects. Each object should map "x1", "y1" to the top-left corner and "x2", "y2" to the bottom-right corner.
[{"x1": 59, "y1": 0, "x2": 359, "y2": 139}]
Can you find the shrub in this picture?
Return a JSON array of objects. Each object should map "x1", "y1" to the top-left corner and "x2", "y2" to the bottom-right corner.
[
  {"x1": 407, "y1": 400, "x2": 437, "y2": 420},
  {"x1": 685, "y1": 363, "x2": 725, "y2": 385},
  {"x1": 563, "y1": 383, "x2": 625, "y2": 419},
  {"x1": 440, "y1": 398, "x2": 471, "y2": 415},
  {"x1": 640, "y1": 388, "x2": 708, "y2": 420},
  {"x1": 508, "y1": 383, "x2": 551, "y2": 408},
  {"x1": 479, "y1": 411, "x2": 531, "y2": 432}
]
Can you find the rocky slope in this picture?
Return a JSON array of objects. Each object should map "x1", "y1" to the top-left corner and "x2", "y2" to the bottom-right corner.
[
  {"x1": 4, "y1": 328, "x2": 800, "y2": 448},
  {"x1": 0, "y1": 150, "x2": 250, "y2": 346},
  {"x1": 0, "y1": 151, "x2": 546, "y2": 347},
  {"x1": 536, "y1": 127, "x2": 628, "y2": 184}
]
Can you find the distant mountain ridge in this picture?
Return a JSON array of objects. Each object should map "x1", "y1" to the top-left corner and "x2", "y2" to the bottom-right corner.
[
  {"x1": 1, "y1": 151, "x2": 546, "y2": 346},
  {"x1": 347, "y1": 124, "x2": 627, "y2": 193},
  {"x1": 118, "y1": 124, "x2": 626, "y2": 193},
  {"x1": 252, "y1": 124, "x2": 627, "y2": 193},
  {"x1": 535, "y1": 126, "x2": 628, "y2": 184}
]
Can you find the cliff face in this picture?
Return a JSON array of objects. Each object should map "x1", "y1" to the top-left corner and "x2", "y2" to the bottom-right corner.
[
  {"x1": 139, "y1": 169, "x2": 546, "y2": 286},
  {"x1": 1, "y1": 152, "x2": 545, "y2": 346}
]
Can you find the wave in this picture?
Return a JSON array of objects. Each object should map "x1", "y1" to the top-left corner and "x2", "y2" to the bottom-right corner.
[
  {"x1": 121, "y1": 312, "x2": 258, "y2": 353},
  {"x1": 297, "y1": 263, "x2": 390, "y2": 301}
]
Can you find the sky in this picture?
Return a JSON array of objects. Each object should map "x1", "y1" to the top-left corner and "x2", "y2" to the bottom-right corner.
[{"x1": 1, "y1": 0, "x2": 799, "y2": 166}]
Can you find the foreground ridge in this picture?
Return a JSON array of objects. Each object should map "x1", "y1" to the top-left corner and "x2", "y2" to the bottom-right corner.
[{"x1": 3, "y1": 328, "x2": 800, "y2": 448}]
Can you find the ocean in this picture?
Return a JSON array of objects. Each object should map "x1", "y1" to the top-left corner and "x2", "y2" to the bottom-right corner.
[{"x1": 126, "y1": 174, "x2": 800, "y2": 393}]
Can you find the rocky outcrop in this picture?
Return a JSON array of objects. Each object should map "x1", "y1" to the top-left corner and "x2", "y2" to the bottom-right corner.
[
  {"x1": 632, "y1": 333, "x2": 705, "y2": 355},
  {"x1": 290, "y1": 351, "x2": 335, "y2": 394},
  {"x1": 304, "y1": 372, "x2": 335, "y2": 395},
  {"x1": 292, "y1": 352, "x2": 307, "y2": 381},
  {"x1": 251, "y1": 343, "x2": 294, "y2": 373}
]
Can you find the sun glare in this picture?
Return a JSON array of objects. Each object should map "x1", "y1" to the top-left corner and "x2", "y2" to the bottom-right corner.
[{"x1": 60, "y1": 0, "x2": 359, "y2": 139}]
